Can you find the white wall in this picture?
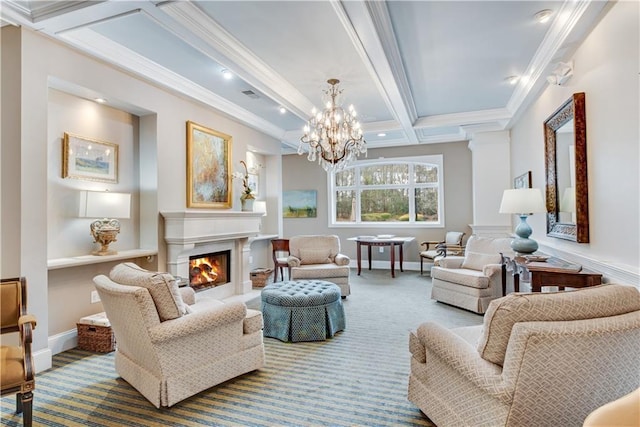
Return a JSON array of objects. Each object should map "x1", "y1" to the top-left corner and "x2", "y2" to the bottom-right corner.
[
  {"x1": 510, "y1": 1, "x2": 639, "y2": 283},
  {"x1": 1, "y1": 26, "x2": 283, "y2": 369}
]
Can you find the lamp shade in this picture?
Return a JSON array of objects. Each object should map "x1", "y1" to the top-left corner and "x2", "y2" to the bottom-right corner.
[
  {"x1": 499, "y1": 188, "x2": 546, "y2": 215},
  {"x1": 79, "y1": 191, "x2": 131, "y2": 219},
  {"x1": 253, "y1": 200, "x2": 267, "y2": 215}
]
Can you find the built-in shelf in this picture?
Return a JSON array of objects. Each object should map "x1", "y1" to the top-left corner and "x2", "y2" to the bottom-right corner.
[
  {"x1": 47, "y1": 249, "x2": 158, "y2": 270},
  {"x1": 249, "y1": 234, "x2": 279, "y2": 243}
]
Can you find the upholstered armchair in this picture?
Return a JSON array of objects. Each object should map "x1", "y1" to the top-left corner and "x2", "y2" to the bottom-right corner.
[
  {"x1": 1, "y1": 277, "x2": 37, "y2": 427},
  {"x1": 287, "y1": 235, "x2": 351, "y2": 297},
  {"x1": 409, "y1": 284, "x2": 640, "y2": 427},
  {"x1": 419, "y1": 231, "x2": 465, "y2": 275},
  {"x1": 430, "y1": 236, "x2": 514, "y2": 313},
  {"x1": 93, "y1": 263, "x2": 265, "y2": 408}
]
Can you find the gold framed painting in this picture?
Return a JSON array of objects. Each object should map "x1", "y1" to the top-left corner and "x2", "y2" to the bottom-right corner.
[
  {"x1": 186, "y1": 121, "x2": 232, "y2": 208},
  {"x1": 62, "y1": 132, "x2": 118, "y2": 183}
]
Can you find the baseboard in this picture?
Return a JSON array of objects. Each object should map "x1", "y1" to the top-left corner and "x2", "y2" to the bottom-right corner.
[
  {"x1": 48, "y1": 328, "x2": 78, "y2": 357},
  {"x1": 34, "y1": 347, "x2": 53, "y2": 374},
  {"x1": 348, "y1": 260, "x2": 422, "y2": 272}
]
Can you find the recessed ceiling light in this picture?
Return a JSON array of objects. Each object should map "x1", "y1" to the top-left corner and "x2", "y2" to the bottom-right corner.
[
  {"x1": 94, "y1": 98, "x2": 107, "y2": 104},
  {"x1": 221, "y1": 69, "x2": 233, "y2": 80},
  {"x1": 377, "y1": 133, "x2": 387, "y2": 137},
  {"x1": 534, "y1": 9, "x2": 553, "y2": 24},
  {"x1": 279, "y1": 106, "x2": 287, "y2": 114},
  {"x1": 505, "y1": 76, "x2": 520, "y2": 85}
]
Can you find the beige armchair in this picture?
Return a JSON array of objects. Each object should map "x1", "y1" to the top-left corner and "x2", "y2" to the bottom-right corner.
[
  {"x1": 430, "y1": 236, "x2": 514, "y2": 313},
  {"x1": 287, "y1": 235, "x2": 351, "y2": 297},
  {"x1": 409, "y1": 284, "x2": 640, "y2": 427},
  {"x1": 93, "y1": 263, "x2": 265, "y2": 408}
]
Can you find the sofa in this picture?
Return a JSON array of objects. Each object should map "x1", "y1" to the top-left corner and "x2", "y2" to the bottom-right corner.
[
  {"x1": 408, "y1": 284, "x2": 640, "y2": 427},
  {"x1": 430, "y1": 236, "x2": 514, "y2": 313},
  {"x1": 93, "y1": 263, "x2": 265, "y2": 408},
  {"x1": 287, "y1": 235, "x2": 351, "y2": 297}
]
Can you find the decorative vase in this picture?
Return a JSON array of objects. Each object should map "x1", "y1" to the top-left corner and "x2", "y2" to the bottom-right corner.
[{"x1": 241, "y1": 196, "x2": 255, "y2": 212}]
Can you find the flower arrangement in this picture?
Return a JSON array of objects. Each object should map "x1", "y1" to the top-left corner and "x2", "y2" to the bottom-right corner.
[{"x1": 232, "y1": 160, "x2": 255, "y2": 200}]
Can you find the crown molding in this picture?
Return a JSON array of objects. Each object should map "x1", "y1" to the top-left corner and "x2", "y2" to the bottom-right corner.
[
  {"x1": 59, "y1": 28, "x2": 286, "y2": 140},
  {"x1": 158, "y1": 1, "x2": 313, "y2": 120},
  {"x1": 414, "y1": 108, "x2": 511, "y2": 129}
]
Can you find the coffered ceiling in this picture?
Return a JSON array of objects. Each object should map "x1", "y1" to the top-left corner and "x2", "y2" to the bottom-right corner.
[{"x1": 1, "y1": 1, "x2": 609, "y2": 152}]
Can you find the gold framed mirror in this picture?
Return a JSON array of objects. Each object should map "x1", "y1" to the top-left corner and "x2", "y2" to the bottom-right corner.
[{"x1": 544, "y1": 92, "x2": 589, "y2": 242}]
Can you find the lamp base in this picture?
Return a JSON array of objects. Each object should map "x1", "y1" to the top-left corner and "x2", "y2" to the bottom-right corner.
[
  {"x1": 511, "y1": 214, "x2": 538, "y2": 254},
  {"x1": 510, "y1": 238, "x2": 538, "y2": 254}
]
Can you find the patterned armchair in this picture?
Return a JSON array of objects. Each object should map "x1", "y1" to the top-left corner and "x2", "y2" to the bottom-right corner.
[
  {"x1": 287, "y1": 235, "x2": 351, "y2": 297},
  {"x1": 430, "y1": 236, "x2": 514, "y2": 313},
  {"x1": 93, "y1": 263, "x2": 265, "y2": 408},
  {"x1": 409, "y1": 284, "x2": 640, "y2": 427}
]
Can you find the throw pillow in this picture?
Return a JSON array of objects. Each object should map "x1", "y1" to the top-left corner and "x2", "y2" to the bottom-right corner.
[
  {"x1": 477, "y1": 284, "x2": 640, "y2": 366},
  {"x1": 461, "y1": 251, "x2": 501, "y2": 271},
  {"x1": 110, "y1": 263, "x2": 188, "y2": 321},
  {"x1": 299, "y1": 248, "x2": 332, "y2": 265}
]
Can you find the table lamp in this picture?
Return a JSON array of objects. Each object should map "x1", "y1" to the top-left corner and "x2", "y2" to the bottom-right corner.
[
  {"x1": 79, "y1": 190, "x2": 131, "y2": 255},
  {"x1": 499, "y1": 188, "x2": 546, "y2": 254},
  {"x1": 253, "y1": 200, "x2": 267, "y2": 216}
]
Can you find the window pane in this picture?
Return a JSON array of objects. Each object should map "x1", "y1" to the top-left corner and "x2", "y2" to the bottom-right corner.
[
  {"x1": 335, "y1": 168, "x2": 355, "y2": 187},
  {"x1": 361, "y1": 189, "x2": 408, "y2": 222},
  {"x1": 415, "y1": 188, "x2": 439, "y2": 222},
  {"x1": 415, "y1": 164, "x2": 438, "y2": 183},
  {"x1": 336, "y1": 190, "x2": 355, "y2": 222},
  {"x1": 360, "y1": 164, "x2": 408, "y2": 186}
]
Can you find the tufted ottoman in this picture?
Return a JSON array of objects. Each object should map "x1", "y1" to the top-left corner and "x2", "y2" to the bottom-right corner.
[{"x1": 261, "y1": 280, "x2": 346, "y2": 342}]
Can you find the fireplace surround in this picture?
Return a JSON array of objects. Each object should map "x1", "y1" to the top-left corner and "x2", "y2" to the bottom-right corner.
[{"x1": 161, "y1": 211, "x2": 263, "y2": 300}]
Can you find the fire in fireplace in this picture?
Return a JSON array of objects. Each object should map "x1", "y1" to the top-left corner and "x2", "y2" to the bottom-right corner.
[{"x1": 188, "y1": 250, "x2": 230, "y2": 291}]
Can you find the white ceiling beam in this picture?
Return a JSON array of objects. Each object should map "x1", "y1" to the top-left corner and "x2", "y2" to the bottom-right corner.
[
  {"x1": 333, "y1": 0, "x2": 419, "y2": 145},
  {"x1": 59, "y1": 27, "x2": 287, "y2": 140},
  {"x1": 414, "y1": 108, "x2": 512, "y2": 129},
  {"x1": 157, "y1": 1, "x2": 313, "y2": 120}
]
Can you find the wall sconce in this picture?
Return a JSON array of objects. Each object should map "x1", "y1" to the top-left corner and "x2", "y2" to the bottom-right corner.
[
  {"x1": 499, "y1": 188, "x2": 546, "y2": 254},
  {"x1": 547, "y1": 61, "x2": 573, "y2": 86},
  {"x1": 79, "y1": 190, "x2": 131, "y2": 256}
]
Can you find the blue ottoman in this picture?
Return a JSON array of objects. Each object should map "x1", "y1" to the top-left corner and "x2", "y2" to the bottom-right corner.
[{"x1": 261, "y1": 280, "x2": 345, "y2": 342}]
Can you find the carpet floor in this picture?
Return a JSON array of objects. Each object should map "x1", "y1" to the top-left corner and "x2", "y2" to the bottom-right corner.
[{"x1": 1, "y1": 269, "x2": 483, "y2": 427}]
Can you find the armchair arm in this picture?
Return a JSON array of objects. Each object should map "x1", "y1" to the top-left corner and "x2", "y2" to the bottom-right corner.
[
  {"x1": 179, "y1": 286, "x2": 196, "y2": 306},
  {"x1": 436, "y1": 256, "x2": 465, "y2": 269},
  {"x1": 334, "y1": 254, "x2": 350, "y2": 266},
  {"x1": 288, "y1": 255, "x2": 301, "y2": 267},
  {"x1": 149, "y1": 301, "x2": 246, "y2": 344},
  {"x1": 420, "y1": 240, "x2": 443, "y2": 250},
  {"x1": 482, "y1": 263, "x2": 503, "y2": 277},
  {"x1": 416, "y1": 322, "x2": 512, "y2": 402}
]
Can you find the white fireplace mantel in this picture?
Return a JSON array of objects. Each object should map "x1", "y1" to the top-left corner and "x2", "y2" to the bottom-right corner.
[{"x1": 160, "y1": 210, "x2": 264, "y2": 299}]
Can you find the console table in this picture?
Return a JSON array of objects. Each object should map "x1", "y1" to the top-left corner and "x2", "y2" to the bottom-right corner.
[
  {"x1": 505, "y1": 256, "x2": 602, "y2": 293},
  {"x1": 348, "y1": 236, "x2": 415, "y2": 278}
]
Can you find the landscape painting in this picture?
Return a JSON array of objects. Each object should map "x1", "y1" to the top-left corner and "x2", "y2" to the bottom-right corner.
[
  {"x1": 283, "y1": 190, "x2": 317, "y2": 218},
  {"x1": 63, "y1": 132, "x2": 118, "y2": 183}
]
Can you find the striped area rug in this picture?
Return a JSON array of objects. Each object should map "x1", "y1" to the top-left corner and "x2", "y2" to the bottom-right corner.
[{"x1": 1, "y1": 269, "x2": 482, "y2": 426}]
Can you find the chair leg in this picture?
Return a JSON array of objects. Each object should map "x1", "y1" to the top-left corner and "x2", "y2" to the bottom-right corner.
[
  {"x1": 16, "y1": 391, "x2": 33, "y2": 427},
  {"x1": 420, "y1": 258, "x2": 423, "y2": 275},
  {"x1": 273, "y1": 267, "x2": 279, "y2": 282}
]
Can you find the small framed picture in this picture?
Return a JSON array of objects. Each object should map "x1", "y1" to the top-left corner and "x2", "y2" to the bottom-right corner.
[
  {"x1": 247, "y1": 173, "x2": 259, "y2": 197},
  {"x1": 63, "y1": 133, "x2": 118, "y2": 183},
  {"x1": 514, "y1": 171, "x2": 532, "y2": 189}
]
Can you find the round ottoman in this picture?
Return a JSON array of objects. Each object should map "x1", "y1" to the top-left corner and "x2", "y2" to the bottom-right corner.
[{"x1": 261, "y1": 280, "x2": 346, "y2": 342}]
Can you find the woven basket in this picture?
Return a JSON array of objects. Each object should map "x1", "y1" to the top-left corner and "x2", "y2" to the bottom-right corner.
[
  {"x1": 77, "y1": 324, "x2": 116, "y2": 353},
  {"x1": 250, "y1": 268, "x2": 273, "y2": 287}
]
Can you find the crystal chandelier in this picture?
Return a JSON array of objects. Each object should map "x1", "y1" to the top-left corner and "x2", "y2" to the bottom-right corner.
[{"x1": 299, "y1": 79, "x2": 367, "y2": 171}]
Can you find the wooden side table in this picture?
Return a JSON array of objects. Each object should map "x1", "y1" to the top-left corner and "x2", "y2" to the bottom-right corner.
[{"x1": 504, "y1": 256, "x2": 602, "y2": 293}]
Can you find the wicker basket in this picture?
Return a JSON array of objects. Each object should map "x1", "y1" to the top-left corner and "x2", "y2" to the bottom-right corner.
[
  {"x1": 77, "y1": 312, "x2": 115, "y2": 353},
  {"x1": 250, "y1": 268, "x2": 273, "y2": 287}
]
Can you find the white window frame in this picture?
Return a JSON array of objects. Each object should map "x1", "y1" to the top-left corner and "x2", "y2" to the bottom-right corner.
[{"x1": 327, "y1": 155, "x2": 444, "y2": 228}]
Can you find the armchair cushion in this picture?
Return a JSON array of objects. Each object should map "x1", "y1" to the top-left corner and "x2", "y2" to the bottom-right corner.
[
  {"x1": 110, "y1": 262, "x2": 187, "y2": 321},
  {"x1": 461, "y1": 251, "x2": 501, "y2": 271},
  {"x1": 430, "y1": 268, "x2": 489, "y2": 289},
  {"x1": 478, "y1": 284, "x2": 640, "y2": 366},
  {"x1": 299, "y1": 248, "x2": 332, "y2": 265}
]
